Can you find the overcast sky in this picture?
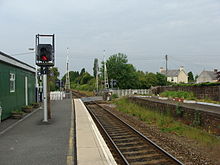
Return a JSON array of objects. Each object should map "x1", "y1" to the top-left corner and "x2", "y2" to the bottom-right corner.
[{"x1": 0, "y1": 0, "x2": 220, "y2": 77}]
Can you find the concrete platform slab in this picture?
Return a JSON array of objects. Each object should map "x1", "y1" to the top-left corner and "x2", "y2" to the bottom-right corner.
[{"x1": 75, "y1": 99, "x2": 116, "y2": 165}]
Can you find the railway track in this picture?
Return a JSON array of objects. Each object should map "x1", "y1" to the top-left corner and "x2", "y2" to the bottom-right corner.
[
  {"x1": 85, "y1": 102, "x2": 184, "y2": 165},
  {"x1": 72, "y1": 90, "x2": 87, "y2": 98}
]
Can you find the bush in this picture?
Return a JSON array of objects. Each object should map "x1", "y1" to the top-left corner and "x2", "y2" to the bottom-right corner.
[
  {"x1": 71, "y1": 78, "x2": 95, "y2": 91},
  {"x1": 160, "y1": 91, "x2": 195, "y2": 100},
  {"x1": 31, "y1": 103, "x2": 40, "y2": 108},
  {"x1": 112, "y1": 94, "x2": 118, "y2": 99},
  {"x1": 11, "y1": 110, "x2": 24, "y2": 114},
  {"x1": 22, "y1": 105, "x2": 33, "y2": 109},
  {"x1": 22, "y1": 105, "x2": 33, "y2": 113},
  {"x1": 173, "y1": 82, "x2": 220, "y2": 87}
]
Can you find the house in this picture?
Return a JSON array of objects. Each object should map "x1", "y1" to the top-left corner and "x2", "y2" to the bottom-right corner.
[
  {"x1": 160, "y1": 66, "x2": 188, "y2": 83},
  {"x1": 0, "y1": 51, "x2": 36, "y2": 120},
  {"x1": 196, "y1": 69, "x2": 218, "y2": 83}
]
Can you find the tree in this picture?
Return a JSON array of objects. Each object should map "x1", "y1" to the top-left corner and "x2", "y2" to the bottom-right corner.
[
  {"x1": 145, "y1": 72, "x2": 158, "y2": 88},
  {"x1": 103, "y1": 53, "x2": 138, "y2": 89},
  {"x1": 80, "y1": 72, "x2": 93, "y2": 84},
  {"x1": 49, "y1": 67, "x2": 60, "y2": 91},
  {"x1": 156, "y1": 73, "x2": 167, "y2": 86},
  {"x1": 62, "y1": 71, "x2": 79, "y2": 83},
  {"x1": 100, "y1": 53, "x2": 169, "y2": 89},
  {"x1": 80, "y1": 68, "x2": 85, "y2": 76},
  {"x1": 188, "y1": 71, "x2": 194, "y2": 82},
  {"x1": 195, "y1": 74, "x2": 199, "y2": 81},
  {"x1": 93, "y1": 58, "x2": 98, "y2": 77},
  {"x1": 136, "y1": 70, "x2": 147, "y2": 88}
]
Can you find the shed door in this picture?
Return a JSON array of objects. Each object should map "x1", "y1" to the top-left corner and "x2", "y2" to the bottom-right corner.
[{"x1": 25, "y1": 76, "x2": 28, "y2": 105}]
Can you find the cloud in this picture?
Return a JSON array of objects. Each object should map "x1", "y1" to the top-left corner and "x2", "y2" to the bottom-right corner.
[{"x1": 0, "y1": 0, "x2": 220, "y2": 76}]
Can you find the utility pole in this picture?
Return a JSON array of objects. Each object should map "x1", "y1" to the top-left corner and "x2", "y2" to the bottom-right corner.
[
  {"x1": 65, "y1": 47, "x2": 70, "y2": 91},
  {"x1": 103, "y1": 50, "x2": 109, "y2": 89},
  {"x1": 96, "y1": 59, "x2": 99, "y2": 93},
  {"x1": 165, "y1": 54, "x2": 168, "y2": 75}
]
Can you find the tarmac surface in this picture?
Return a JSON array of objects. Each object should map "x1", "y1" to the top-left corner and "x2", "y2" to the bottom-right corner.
[{"x1": 0, "y1": 99, "x2": 72, "y2": 165}]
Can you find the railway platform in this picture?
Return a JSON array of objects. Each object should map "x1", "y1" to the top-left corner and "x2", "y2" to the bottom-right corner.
[
  {"x1": 0, "y1": 97, "x2": 116, "y2": 165},
  {"x1": 74, "y1": 99, "x2": 116, "y2": 165},
  {"x1": 0, "y1": 99, "x2": 72, "y2": 165}
]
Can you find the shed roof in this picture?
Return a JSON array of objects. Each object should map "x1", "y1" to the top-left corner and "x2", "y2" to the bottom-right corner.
[{"x1": 0, "y1": 51, "x2": 35, "y2": 73}]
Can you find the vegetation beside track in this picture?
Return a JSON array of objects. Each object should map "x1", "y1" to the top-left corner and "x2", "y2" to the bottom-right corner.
[
  {"x1": 160, "y1": 91, "x2": 220, "y2": 104},
  {"x1": 113, "y1": 97, "x2": 220, "y2": 147},
  {"x1": 71, "y1": 89, "x2": 94, "y2": 97},
  {"x1": 160, "y1": 91, "x2": 195, "y2": 100}
]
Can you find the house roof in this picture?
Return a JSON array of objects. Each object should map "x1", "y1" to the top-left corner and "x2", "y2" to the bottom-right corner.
[
  {"x1": 0, "y1": 51, "x2": 35, "y2": 73},
  {"x1": 199, "y1": 71, "x2": 218, "y2": 80},
  {"x1": 161, "y1": 70, "x2": 180, "y2": 77}
]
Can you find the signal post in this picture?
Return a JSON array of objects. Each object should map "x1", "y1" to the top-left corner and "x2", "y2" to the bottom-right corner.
[{"x1": 35, "y1": 34, "x2": 55, "y2": 122}]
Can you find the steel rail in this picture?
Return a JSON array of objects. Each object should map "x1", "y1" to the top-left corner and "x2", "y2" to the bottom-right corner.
[
  {"x1": 87, "y1": 101, "x2": 184, "y2": 165},
  {"x1": 85, "y1": 104, "x2": 130, "y2": 165}
]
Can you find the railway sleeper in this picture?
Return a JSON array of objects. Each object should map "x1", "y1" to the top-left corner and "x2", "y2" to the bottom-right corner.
[
  {"x1": 112, "y1": 138, "x2": 141, "y2": 143},
  {"x1": 114, "y1": 141, "x2": 145, "y2": 147},
  {"x1": 119, "y1": 145, "x2": 149, "y2": 151},
  {"x1": 127, "y1": 155, "x2": 174, "y2": 164}
]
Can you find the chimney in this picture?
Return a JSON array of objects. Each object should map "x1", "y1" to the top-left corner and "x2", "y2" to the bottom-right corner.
[
  {"x1": 180, "y1": 66, "x2": 184, "y2": 71},
  {"x1": 214, "y1": 69, "x2": 218, "y2": 73},
  {"x1": 160, "y1": 67, "x2": 165, "y2": 73}
]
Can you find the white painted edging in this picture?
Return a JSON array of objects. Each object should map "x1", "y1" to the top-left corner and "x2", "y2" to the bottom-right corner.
[
  {"x1": 158, "y1": 97, "x2": 168, "y2": 100},
  {"x1": 183, "y1": 100, "x2": 197, "y2": 104},
  {"x1": 197, "y1": 102, "x2": 220, "y2": 107},
  {"x1": 0, "y1": 107, "x2": 41, "y2": 136},
  {"x1": 79, "y1": 99, "x2": 117, "y2": 165}
]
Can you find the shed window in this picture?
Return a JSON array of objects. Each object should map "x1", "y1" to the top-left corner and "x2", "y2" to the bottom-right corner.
[{"x1": 10, "y1": 73, "x2": 15, "y2": 92}]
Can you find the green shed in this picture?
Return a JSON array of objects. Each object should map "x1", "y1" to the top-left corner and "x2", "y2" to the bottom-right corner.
[{"x1": 0, "y1": 51, "x2": 36, "y2": 120}]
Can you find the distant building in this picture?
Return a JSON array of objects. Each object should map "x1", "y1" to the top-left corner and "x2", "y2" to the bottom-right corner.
[
  {"x1": 196, "y1": 69, "x2": 218, "y2": 83},
  {"x1": 160, "y1": 66, "x2": 188, "y2": 83},
  {"x1": 0, "y1": 51, "x2": 36, "y2": 120}
]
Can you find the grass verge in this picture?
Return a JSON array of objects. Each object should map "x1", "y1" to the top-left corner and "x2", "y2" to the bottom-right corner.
[{"x1": 113, "y1": 97, "x2": 220, "y2": 146}]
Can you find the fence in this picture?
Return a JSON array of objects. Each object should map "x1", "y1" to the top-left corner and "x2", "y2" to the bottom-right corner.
[
  {"x1": 111, "y1": 89, "x2": 151, "y2": 97},
  {"x1": 50, "y1": 91, "x2": 66, "y2": 100}
]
